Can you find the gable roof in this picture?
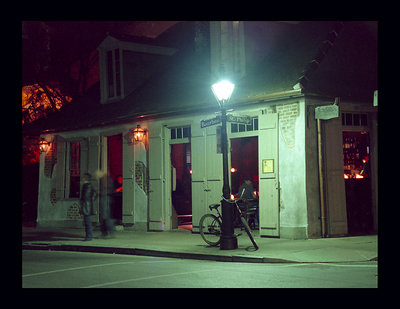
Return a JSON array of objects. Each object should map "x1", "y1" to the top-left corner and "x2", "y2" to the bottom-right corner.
[
  {"x1": 304, "y1": 21, "x2": 377, "y2": 99},
  {"x1": 98, "y1": 32, "x2": 178, "y2": 56},
  {"x1": 23, "y1": 21, "x2": 377, "y2": 135}
]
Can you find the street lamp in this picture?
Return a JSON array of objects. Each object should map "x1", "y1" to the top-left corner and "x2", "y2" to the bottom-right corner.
[
  {"x1": 211, "y1": 80, "x2": 238, "y2": 250},
  {"x1": 211, "y1": 80, "x2": 235, "y2": 107}
]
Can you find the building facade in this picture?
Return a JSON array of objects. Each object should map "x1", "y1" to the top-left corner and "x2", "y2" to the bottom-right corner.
[{"x1": 29, "y1": 21, "x2": 378, "y2": 239}]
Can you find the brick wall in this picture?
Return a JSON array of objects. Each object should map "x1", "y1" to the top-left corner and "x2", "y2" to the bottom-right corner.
[
  {"x1": 66, "y1": 202, "x2": 82, "y2": 220},
  {"x1": 135, "y1": 161, "x2": 148, "y2": 194},
  {"x1": 276, "y1": 102, "x2": 300, "y2": 149}
]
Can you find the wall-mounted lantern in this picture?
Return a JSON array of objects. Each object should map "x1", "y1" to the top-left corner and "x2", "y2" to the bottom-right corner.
[
  {"x1": 39, "y1": 138, "x2": 51, "y2": 153},
  {"x1": 125, "y1": 125, "x2": 147, "y2": 145},
  {"x1": 133, "y1": 125, "x2": 146, "y2": 142}
]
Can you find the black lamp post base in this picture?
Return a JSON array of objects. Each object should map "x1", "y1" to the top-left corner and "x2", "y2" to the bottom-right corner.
[{"x1": 220, "y1": 234, "x2": 238, "y2": 250}]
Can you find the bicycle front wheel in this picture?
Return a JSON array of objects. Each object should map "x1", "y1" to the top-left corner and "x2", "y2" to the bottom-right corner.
[{"x1": 199, "y1": 214, "x2": 221, "y2": 246}]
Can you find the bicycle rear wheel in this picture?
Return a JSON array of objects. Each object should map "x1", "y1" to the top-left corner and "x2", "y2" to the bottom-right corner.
[
  {"x1": 199, "y1": 214, "x2": 221, "y2": 246},
  {"x1": 240, "y1": 216, "x2": 259, "y2": 250}
]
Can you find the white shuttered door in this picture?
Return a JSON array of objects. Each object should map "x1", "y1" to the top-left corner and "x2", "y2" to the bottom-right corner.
[{"x1": 258, "y1": 113, "x2": 280, "y2": 237}]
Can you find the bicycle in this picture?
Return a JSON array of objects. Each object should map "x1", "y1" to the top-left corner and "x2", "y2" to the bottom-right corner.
[{"x1": 199, "y1": 197, "x2": 259, "y2": 250}]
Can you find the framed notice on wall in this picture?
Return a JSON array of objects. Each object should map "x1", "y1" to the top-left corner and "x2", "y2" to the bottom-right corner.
[{"x1": 262, "y1": 159, "x2": 274, "y2": 174}]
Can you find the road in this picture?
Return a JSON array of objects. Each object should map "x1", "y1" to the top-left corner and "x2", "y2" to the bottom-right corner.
[{"x1": 22, "y1": 250, "x2": 378, "y2": 288}]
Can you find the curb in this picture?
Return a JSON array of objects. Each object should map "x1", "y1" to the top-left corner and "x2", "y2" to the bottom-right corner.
[{"x1": 22, "y1": 243, "x2": 298, "y2": 264}]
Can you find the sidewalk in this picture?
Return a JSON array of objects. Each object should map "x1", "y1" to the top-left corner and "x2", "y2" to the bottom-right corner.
[{"x1": 22, "y1": 226, "x2": 378, "y2": 263}]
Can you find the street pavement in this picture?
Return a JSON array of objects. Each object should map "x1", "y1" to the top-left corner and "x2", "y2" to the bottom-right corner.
[
  {"x1": 22, "y1": 250, "x2": 378, "y2": 288},
  {"x1": 22, "y1": 225, "x2": 378, "y2": 264}
]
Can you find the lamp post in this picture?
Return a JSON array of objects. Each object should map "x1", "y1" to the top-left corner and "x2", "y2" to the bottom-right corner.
[{"x1": 211, "y1": 80, "x2": 238, "y2": 250}]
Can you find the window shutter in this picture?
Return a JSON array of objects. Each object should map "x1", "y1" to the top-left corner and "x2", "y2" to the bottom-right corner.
[
  {"x1": 80, "y1": 138, "x2": 89, "y2": 184},
  {"x1": 55, "y1": 135, "x2": 66, "y2": 201}
]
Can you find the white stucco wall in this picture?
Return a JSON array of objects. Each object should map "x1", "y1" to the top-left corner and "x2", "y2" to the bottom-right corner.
[
  {"x1": 36, "y1": 99, "x2": 309, "y2": 238},
  {"x1": 277, "y1": 99, "x2": 308, "y2": 239},
  {"x1": 37, "y1": 146, "x2": 85, "y2": 227}
]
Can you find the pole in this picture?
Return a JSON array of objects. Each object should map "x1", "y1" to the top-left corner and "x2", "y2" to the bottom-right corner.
[
  {"x1": 220, "y1": 106, "x2": 238, "y2": 250},
  {"x1": 317, "y1": 119, "x2": 327, "y2": 237}
]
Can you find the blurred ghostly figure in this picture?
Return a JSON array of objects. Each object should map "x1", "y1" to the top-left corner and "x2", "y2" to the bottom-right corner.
[{"x1": 95, "y1": 170, "x2": 115, "y2": 238}]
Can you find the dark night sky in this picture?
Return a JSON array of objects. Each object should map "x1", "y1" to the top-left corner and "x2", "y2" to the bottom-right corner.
[
  {"x1": 22, "y1": 21, "x2": 377, "y2": 101},
  {"x1": 22, "y1": 21, "x2": 179, "y2": 88}
]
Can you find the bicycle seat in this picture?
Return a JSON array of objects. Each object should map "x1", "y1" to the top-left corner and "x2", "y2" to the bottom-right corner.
[{"x1": 209, "y1": 203, "x2": 220, "y2": 210}]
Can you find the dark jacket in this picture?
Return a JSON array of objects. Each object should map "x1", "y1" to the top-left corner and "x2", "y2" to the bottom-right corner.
[
  {"x1": 238, "y1": 182, "x2": 255, "y2": 199},
  {"x1": 80, "y1": 182, "x2": 97, "y2": 216}
]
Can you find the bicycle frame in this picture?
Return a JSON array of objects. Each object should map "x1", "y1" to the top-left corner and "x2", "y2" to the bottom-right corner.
[{"x1": 209, "y1": 204, "x2": 222, "y2": 220}]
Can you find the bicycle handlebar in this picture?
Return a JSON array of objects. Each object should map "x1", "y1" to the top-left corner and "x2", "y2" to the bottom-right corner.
[
  {"x1": 221, "y1": 196, "x2": 258, "y2": 203},
  {"x1": 221, "y1": 196, "x2": 236, "y2": 203}
]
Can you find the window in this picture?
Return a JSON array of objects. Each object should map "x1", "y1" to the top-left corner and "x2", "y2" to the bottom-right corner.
[
  {"x1": 68, "y1": 142, "x2": 81, "y2": 198},
  {"x1": 106, "y1": 51, "x2": 114, "y2": 98},
  {"x1": 342, "y1": 112, "x2": 368, "y2": 127},
  {"x1": 231, "y1": 117, "x2": 258, "y2": 133},
  {"x1": 106, "y1": 49, "x2": 122, "y2": 99},
  {"x1": 115, "y1": 50, "x2": 121, "y2": 97},
  {"x1": 171, "y1": 126, "x2": 191, "y2": 140}
]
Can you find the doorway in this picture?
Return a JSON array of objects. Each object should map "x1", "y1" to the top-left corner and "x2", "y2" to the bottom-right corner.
[
  {"x1": 171, "y1": 143, "x2": 192, "y2": 230},
  {"x1": 342, "y1": 131, "x2": 373, "y2": 235},
  {"x1": 107, "y1": 134, "x2": 123, "y2": 225},
  {"x1": 230, "y1": 136, "x2": 259, "y2": 195}
]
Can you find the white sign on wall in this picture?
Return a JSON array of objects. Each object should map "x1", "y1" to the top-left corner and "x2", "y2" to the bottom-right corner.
[{"x1": 315, "y1": 104, "x2": 339, "y2": 120}]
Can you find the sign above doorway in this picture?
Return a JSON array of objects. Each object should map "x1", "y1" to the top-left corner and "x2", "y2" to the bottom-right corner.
[
  {"x1": 200, "y1": 114, "x2": 251, "y2": 128},
  {"x1": 226, "y1": 114, "x2": 251, "y2": 125},
  {"x1": 200, "y1": 116, "x2": 221, "y2": 128}
]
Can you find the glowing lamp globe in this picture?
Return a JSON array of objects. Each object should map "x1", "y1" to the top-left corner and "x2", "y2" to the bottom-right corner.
[{"x1": 211, "y1": 80, "x2": 235, "y2": 105}]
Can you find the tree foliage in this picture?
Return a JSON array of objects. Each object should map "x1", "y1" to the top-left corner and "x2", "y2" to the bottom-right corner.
[
  {"x1": 22, "y1": 83, "x2": 71, "y2": 165},
  {"x1": 22, "y1": 83, "x2": 72, "y2": 125}
]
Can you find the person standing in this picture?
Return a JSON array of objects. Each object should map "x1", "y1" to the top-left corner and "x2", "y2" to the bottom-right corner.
[
  {"x1": 237, "y1": 176, "x2": 259, "y2": 229},
  {"x1": 237, "y1": 176, "x2": 257, "y2": 200},
  {"x1": 80, "y1": 173, "x2": 97, "y2": 241}
]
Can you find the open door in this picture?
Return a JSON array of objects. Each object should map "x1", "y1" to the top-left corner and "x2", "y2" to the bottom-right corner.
[
  {"x1": 148, "y1": 127, "x2": 166, "y2": 231},
  {"x1": 107, "y1": 134, "x2": 123, "y2": 225},
  {"x1": 324, "y1": 117, "x2": 348, "y2": 236},
  {"x1": 171, "y1": 143, "x2": 192, "y2": 230},
  {"x1": 258, "y1": 113, "x2": 280, "y2": 237}
]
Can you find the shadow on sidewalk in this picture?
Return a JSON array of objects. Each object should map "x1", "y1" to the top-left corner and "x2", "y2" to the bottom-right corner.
[{"x1": 22, "y1": 230, "x2": 84, "y2": 242}]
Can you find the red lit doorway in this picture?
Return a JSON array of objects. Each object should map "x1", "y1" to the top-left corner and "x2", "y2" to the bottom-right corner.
[
  {"x1": 342, "y1": 131, "x2": 373, "y2": 235},
  {"x1": 107, "y1": 134, "x2": 123, "y2": 225},
  {"x1": 170, "y1": 143, "x2": 192, "y2": 230},
  {"x1": 230, "y1": 136, "x2": 259, "y2": 195}
]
